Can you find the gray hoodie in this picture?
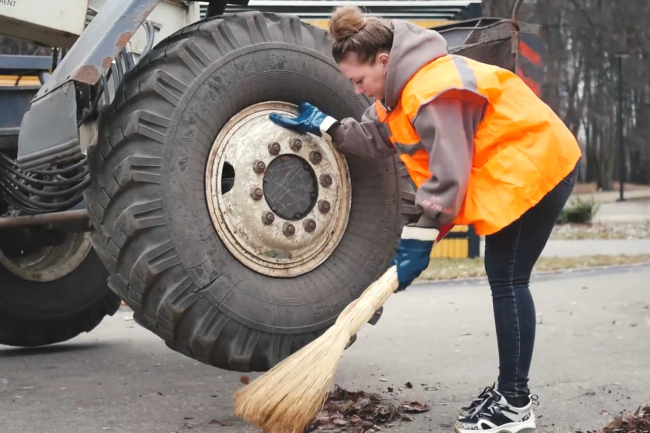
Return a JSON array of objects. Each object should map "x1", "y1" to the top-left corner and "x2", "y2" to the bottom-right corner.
[{"x1": 328, "y1": 20, "x2": 486, "y2": 229}]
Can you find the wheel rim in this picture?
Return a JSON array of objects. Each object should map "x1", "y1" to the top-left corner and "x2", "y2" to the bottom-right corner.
[
  {"x1": 206, "y1": 102, "x2": 352, "y2": 277},
  {"x1": 0, "y1": 232, "x2": 92, "y2": 282}
]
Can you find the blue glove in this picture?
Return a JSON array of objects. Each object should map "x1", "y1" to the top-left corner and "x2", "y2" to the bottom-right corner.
[
  {"x1": 269, "y1": 102, "x2": 337, "y2": 136},
  {"x1": 391, "y1": 225, "x2": 440, "y2": 292}
]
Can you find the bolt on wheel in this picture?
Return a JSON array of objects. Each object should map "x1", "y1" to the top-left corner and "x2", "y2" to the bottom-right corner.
[{"x1": 205, "y1": 102, "x2": 351, "y2": 277}]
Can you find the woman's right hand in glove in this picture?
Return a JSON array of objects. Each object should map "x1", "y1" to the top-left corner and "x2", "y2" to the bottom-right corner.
[{"x1": 269, "y1": 102, "x2": 337, "y2": 136}]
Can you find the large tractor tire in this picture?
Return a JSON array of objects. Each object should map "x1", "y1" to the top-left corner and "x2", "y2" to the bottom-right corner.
[
  {"x1": 85, "y1": 12, "x2": 416, "y2": 372},
  {"x1": 0, "y1": 232, "x2": 121, "y2": 347}
]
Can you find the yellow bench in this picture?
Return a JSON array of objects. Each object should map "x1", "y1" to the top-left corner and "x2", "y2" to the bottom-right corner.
[
  {"x1": 0, "y1": 75, "x2": 41, "y2": 87},
  {"x1": 430, "y1": 225, "x2": 481, "y2": 259}
]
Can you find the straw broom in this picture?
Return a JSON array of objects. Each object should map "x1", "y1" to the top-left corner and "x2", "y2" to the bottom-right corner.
[{"x1": 234, "y1": 265, "x2": 399, "y2": 433}]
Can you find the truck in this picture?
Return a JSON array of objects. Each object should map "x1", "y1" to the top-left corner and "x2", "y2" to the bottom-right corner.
[{"x1": 0, "y1": 0, "x2": 541, "y2": 371}]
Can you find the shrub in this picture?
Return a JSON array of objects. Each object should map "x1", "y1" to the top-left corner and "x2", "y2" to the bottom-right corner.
[{"x1": 558, "y1": 197, "x2": 600, "y2": 224}]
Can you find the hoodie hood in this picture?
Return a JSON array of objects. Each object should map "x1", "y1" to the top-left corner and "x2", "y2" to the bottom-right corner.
[{"x1": 383, "y1": 20, "x2": 449, "y2": 110}]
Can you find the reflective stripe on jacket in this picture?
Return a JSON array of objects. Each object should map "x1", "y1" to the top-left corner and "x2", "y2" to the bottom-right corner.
[{"x1": 375, "y1": 54, "x2": 582, "y2": 236}]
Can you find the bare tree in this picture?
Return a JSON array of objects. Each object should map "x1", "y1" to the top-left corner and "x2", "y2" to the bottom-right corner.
[{"x1": 482, "y1": 0, "x2": 650, "y2": 188}]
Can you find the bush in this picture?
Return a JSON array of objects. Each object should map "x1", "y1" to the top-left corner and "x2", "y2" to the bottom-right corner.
[{"x1": 558, "y1": 197, "x2": 600, "y2": 224}]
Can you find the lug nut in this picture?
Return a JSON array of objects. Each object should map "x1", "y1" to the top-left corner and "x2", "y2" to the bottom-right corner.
[
  {"x1": 309, "y1": 151, "x2": 323, "y2": 165},
  {"x1": 262, "y1": 212, "x2": 275, "y2": 225},
  {"x1": 253, "y1": 160, "x2": 266, "y2": 174},
  {"x1": 250, "y1": 187, "x2": 263, "y2": 200},
  {"x1": 318, "y1": 200, "x2": 331, "y2": 214},
  {"x1": 290, "y1": 138, "x2": 302, "y2": 152},
  {"x1": 320, "y1": 174, "x2": 333, "y2": 187},
  {"x1": 283, "y1": 223, "x2": 296, "y2": 237},
  {"x1": 268, "y1": 142, "x2": 281, "y2": 156},
  {"x1": 303, "y1": 219, "x2": 317, "y2": 232}
]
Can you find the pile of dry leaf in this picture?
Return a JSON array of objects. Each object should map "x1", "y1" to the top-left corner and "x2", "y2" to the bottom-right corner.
[
  {"x1": 304, "y1": 387, "x2": 648, "y2": 433},
  {"x1": 579, "y1": 405, "x2": 650, "y2": 433},
  {"x1": 305, "y1": 385, "x2": 429, "y2": 433}
]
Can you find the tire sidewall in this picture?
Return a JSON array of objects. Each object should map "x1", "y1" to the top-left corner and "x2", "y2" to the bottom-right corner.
[
  {"x1": 162, "y1": 43, "x2": 401, "y2": 333},
  {"x1": 0, "y1": 249, "x2": 110, "y2": 318}
]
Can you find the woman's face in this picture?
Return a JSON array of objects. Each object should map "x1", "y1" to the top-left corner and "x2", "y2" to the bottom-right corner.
[{"x1": 338, "y1": 52, "x2": 389, "y2": 101}]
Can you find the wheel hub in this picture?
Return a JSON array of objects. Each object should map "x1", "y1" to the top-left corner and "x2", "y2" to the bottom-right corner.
[
  {"x1": 205, "y1": 102, "x2": 351, "y2": 277},
  {"x1": 263, "y1": 155, "x2": 318, "y2": 221},
  {"x1": 0, "y1": 232, "x2": 92, "y2": 282}
]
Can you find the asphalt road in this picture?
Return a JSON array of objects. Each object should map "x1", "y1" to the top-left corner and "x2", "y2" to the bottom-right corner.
[{"x1": 2, "y1": 265, "x2": 649, "y2": 433}]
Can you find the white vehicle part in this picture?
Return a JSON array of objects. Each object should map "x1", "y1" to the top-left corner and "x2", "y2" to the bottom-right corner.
[
  {"x1": 0, "y1": 0, "x2": 89, "y2": 48},
  {"x1": 88, "y1": 0, "x2": 201, "y2": 55},
  {"x1": 0, "y1": 0, "x2": 199, "y2": 51}
]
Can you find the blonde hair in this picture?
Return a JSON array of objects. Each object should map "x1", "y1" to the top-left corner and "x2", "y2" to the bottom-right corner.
[{"x1": 329, "y1": 5, "x2": 393, "y2": 64}]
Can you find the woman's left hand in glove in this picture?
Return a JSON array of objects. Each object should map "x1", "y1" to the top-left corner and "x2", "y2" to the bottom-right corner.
[
  {"x1": 391, "y1": 223, "x2": 454, "y2": 292},
  {"x1": 269, "y1": 101, "x2": 337, "y2": 136}
]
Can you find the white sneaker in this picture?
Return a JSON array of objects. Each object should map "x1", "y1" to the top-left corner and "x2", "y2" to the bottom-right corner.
[
  {"x1": 458, "y1": 384, "x2": 496, "y2": 418},
  {"x1": 454, "y1": 389, "x2": 537, "y2": 433}
]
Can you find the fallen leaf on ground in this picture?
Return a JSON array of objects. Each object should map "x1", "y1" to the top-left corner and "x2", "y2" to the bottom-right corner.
[
  {"x1": 209, "y1": 419, "x2": 234, "y2": 426},
  {"x1": 305, "y1": 385, "x2": 429, "y2": 432},
  {"x1": 577, "y1": 405, "x2": 650, "y2": 433},
  {"x1": 421, "y1": 383, "x2": 440, "y2": 392},
  {"x1": 398, "y1": 402, "x2": 430, "y2": 413},
  {"x1": 603, "y1": 414, "x2": 623, "y2": 432}
]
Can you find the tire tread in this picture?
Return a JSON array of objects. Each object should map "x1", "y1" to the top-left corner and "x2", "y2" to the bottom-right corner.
[{"x1": 85, "y1": 12, "x2": 414, "y2": 372}]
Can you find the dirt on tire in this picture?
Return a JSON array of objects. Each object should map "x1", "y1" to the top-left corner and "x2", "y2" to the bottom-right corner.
[{"x1": 85, "y1": 12, "x2": 417, "y2": 372}]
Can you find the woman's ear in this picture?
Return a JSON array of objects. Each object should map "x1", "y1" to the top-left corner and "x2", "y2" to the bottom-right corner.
[{"x1": 377, "y1": 53, "x2": 390, "y2": 70}]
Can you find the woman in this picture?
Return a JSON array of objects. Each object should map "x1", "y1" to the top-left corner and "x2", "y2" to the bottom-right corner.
[{"x1": 270, "y1": 6, "x2": 581, "y2": 433}]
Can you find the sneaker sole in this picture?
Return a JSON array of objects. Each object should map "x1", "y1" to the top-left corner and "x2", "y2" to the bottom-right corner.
[{"x1": 454, "y1": 419, "x2": 536, "y2": 433}]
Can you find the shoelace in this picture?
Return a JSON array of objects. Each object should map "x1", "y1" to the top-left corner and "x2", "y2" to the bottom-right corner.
[
  {"x1": 471, "y1": 393, "x2": 539, "y2": 420},
  {"x1": 462, "y1": 387, "x2": 492, "y2": 415},
  {"x1": 468, "y1": 387, "x2": 494, "y2": 407},
  {"x1": 477, "y1": 396, "x2": 514, "y2": 419},
  {"x1": 467, "y1": 390, "x2": 498, "y2": 418}
]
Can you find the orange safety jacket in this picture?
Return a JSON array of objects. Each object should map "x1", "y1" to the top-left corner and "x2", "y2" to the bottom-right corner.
[{"x1": 375, "y1": 55, "x2": 582, "y2": 236}]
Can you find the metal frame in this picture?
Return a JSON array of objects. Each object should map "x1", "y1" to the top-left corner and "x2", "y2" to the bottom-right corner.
[
  {"x1": 34, "y1": 0, "x2": 162, "y2": 99},
  {"x1": 0, "y1": 209, "x2": 90, "y2": 231},
  {"x1": 16, "y1": 0, "x2": 163, "y2": 169},
  {"x1": 0, "y1": 55, "x2": 51, "y2": 150},
  {"x1": 15, "y1": 0, "x2": 248, "y2": 170},
  {"x1": 0, "y1": 55, "x2": 51, "y2": 75}
]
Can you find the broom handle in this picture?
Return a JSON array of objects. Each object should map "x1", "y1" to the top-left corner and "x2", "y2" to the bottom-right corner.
[{"x1": 336, "y1": 266, "x2": 398, "y2": 335}]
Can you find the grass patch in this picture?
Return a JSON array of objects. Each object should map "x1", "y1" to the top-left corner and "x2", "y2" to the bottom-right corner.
[{"x1": 417, "y1": 254, "x2": 650, "y2": 282}]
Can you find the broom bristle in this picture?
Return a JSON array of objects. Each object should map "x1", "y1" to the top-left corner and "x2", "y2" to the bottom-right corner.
[{"x1": 234, "y1": 267, "x2": 399, "y2": 433}]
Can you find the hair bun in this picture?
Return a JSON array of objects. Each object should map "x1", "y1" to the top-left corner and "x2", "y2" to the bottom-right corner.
[{"x1": 329, "y1": 5, "x2": 366, "y2": 42}]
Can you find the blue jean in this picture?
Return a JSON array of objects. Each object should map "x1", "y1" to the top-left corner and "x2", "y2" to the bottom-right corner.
[{"x1": 484, "y1": 164, "x2": 578, "y2": 398}]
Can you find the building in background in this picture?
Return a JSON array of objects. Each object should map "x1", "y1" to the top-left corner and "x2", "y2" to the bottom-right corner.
[{"x1": 199, "y1": 1, "x2": 483, "y2": 29}]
